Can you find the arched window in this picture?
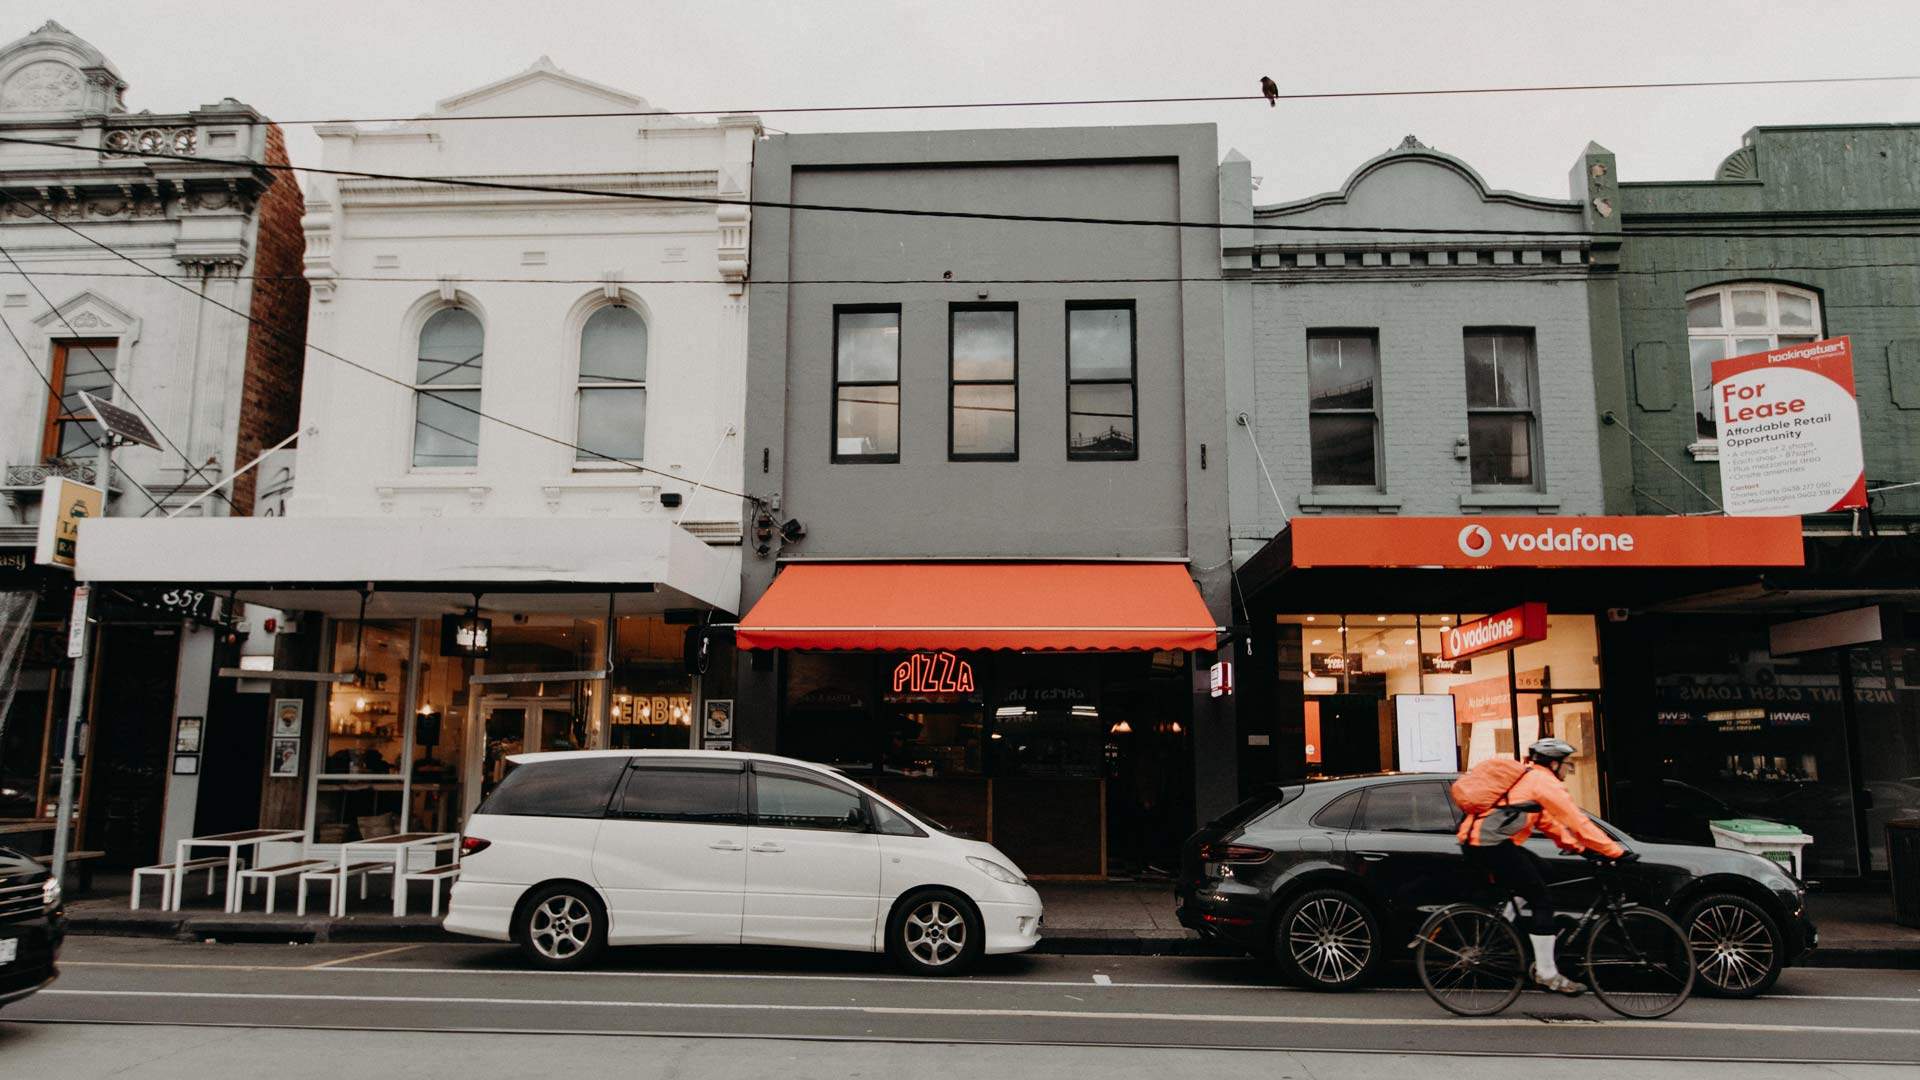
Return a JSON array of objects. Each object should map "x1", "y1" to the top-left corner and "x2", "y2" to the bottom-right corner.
[
  {"x1": 1686, "y1": 283, "x2": 1821, "y2": 443},
  {"x1": 576, "y1": 305, "x2": 648, "y2": 463},
  {"x1": 412, "y1": 308, "x2": 484, "y2": 468}
]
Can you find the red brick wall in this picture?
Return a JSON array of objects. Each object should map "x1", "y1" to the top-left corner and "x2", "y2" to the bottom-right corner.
[{"x1": 232, "y1": 123, "x2": 309, "y2": 516}]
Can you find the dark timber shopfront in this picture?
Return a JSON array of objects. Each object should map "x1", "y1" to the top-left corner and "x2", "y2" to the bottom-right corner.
[{"x1": 735, "y1": 561, "x2": 1221, "y2": 878}]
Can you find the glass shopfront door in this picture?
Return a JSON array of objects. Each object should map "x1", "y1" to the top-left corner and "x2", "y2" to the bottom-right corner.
[{"x1": 479, "y1": 698, "x2": 582, "y2": 801}]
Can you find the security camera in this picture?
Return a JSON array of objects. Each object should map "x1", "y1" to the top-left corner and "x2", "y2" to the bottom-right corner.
[{"x1": 1606, "y1": 607, "x2": 1630, "y2": 623}]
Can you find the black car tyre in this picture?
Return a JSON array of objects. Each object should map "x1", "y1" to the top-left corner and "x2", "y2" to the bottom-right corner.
[
  {"x1": 1683, "y1": 892, "x2": 1783, "y2": 998},
  {"x1": 1272, "y1": 888, "x2": 1382, "y2": 991},
  {"x1": 887, "y1": 888, "x2": 984, "y2": 976},
  {"x1": 516, "y1": 882, "x2": 607, "y2": 970}
]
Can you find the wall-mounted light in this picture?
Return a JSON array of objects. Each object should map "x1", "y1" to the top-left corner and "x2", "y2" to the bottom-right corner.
[{"x1": 1109, "y1": 719, "x2": 1133, "y2": 734}]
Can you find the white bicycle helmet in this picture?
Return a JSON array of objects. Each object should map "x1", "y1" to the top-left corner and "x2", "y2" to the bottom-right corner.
[{"x1": 1527, "y1": 737, "x2": 1577, "y2": 763}]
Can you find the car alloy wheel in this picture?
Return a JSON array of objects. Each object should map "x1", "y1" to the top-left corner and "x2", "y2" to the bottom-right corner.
[
  {"x1": 1278, "y1": 889, "x2": 1377, "y2": 989},
  {"x1": 902, "y1": 898, "x2": 968, "y2": 968},
  {"x1": 529, "y1": 893, "x2": 595, "y2": 961},
  {"x1": 1686, "y1": 894, "x2": 1781, "y2": 997}
]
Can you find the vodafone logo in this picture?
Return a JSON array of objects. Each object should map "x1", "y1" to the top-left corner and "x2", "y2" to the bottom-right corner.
[{"x1": 1454, "y1": 522, "x2": 1635, "y2": 560}]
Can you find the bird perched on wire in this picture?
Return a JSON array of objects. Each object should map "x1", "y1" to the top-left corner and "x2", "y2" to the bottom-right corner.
[{"x1": 1260, "y1": 75, "x2": 1279, "y2": 106}]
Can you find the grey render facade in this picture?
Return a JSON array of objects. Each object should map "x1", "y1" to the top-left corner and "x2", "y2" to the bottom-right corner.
[
  {"x1": 737, "y1": 124, "x2": 1235, "y2": 847},
  {"x1": 1223, "y1": 136, "x2": 1610, "y2": 560}
]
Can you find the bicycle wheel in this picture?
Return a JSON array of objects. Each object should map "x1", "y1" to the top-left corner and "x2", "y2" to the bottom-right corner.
[
  {"x1": 1415, "y1": 905, "x2": 1526, "y2": 1016},
  {"x1": 1584, "y1": 906, "x2": 1695, "y2": 1019}
]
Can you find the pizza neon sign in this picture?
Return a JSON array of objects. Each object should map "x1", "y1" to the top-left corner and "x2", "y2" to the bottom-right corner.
[{"x1": 892, "y1": 651, "x2": 976, "y2": 694}]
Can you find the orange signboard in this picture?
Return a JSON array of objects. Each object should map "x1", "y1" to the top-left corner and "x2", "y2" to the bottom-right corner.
[
  {"x1": 1441, "y1": 602, "x2": 1548, "y2": 661},
  {"x1": 1289, "y1": 516, "x2": 1803, "y2": 570}
]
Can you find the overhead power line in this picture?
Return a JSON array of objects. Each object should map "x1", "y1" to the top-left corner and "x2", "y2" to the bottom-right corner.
[
  {"x1": 2, "y1": 134, "x2": 1916, "y2": 243},
  {"x1": 118, "y1": 73, "x2": 1920, "y2": 126},
  {"x1": 4, "y1": 196, "x2": 761, "y2": 508}
]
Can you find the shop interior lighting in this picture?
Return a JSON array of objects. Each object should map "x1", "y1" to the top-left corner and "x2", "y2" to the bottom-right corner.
[
  {"x1": 1109, "y1": 719, "x2": 1132, "y2": 734},
  {"x1": 1311, "y1": 638, "x2": 1323, "y2": 645},
  {"x1": 1071, "y1": 705, "x2": 1100, "y2": 717}
]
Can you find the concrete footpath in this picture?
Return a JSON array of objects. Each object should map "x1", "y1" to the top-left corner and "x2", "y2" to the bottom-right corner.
[{"x1": 56, "y1": 874, "x2": 1920, "y2": 965}]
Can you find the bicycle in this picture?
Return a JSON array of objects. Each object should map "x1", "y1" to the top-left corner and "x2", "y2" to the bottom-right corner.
[{"x1": 1412, "y1": 852, "x2": 1695, "y2": 1019}]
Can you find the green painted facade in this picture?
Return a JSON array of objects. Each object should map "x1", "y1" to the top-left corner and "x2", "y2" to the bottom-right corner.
[{"x1": 1603, "y1": 124, "x2": 1920, "y2": 523}]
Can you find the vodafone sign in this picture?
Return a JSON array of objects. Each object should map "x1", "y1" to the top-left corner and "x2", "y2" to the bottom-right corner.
[
  {"x1": 1288, "y1": 516, "x2": 1803, "y2": 569},
  {"x1": 1712, "y1": 336, "x2": 1868, "y2": 516},
  {"x1": 1441, "y1": 602, "x2": 1547, "y2": 661}
]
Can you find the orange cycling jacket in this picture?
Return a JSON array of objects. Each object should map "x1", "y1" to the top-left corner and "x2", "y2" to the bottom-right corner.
[{"x1": 1452, "y1": 758, "x2": 1625, "y2": 856}]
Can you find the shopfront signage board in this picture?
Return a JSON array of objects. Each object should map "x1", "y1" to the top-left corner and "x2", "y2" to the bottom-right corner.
[
  {"x1": 1288, "y1": 515, "x2": 1803, "y2": 569},
  {"x1": 1441, "y1": 602, "x2": 1547, "y2": 661},
  {"x1": 1393, "y1": 694, "x2": 1458, "y2": 773},
  {"x1": 891, "y1": 651, "x2": 976, "y2": 695},
  {"x1": 1711, "y1": 337, "x2": 1867, "y2": 516},
  {"x1": 34, "y1": 477, "x2": 104, "y2": 570},
  {"x1": 1209, "y1": 660, "x2": 1234, "y2": 698}
]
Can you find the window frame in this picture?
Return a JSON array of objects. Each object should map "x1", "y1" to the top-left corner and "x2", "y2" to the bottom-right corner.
[
  {"x1": 1304, "y1": 329, "x2": 1383, "y2": 489},
  {"x1": 40, "y1": 338, "x2": 118, "y2": 462},
  {"x1": 1462, "y1": 327, "x2": 1543, "y2": 490},
  {"x1": 610, "y1": 760, "x2": 748, "y2": 825},
  {"x1": 1065, "y1": 301, "x2": 1140, "y2": 462},
  {"x1": 947, "y1": 302, "x2": 1019, "y2": 462},
  {"x1": 831, "y1": 303, "x2": 903, "y2": 464},
  {"x1": 573, "y1": 303, "x2": 649, "y2": 469},
  {"x1": 410, "y1": 306, "x2": 486, "y2": 472},
  {"x1": 749, "y1": 762, "x2": 874, "y2": 833},
  {"x1": 1683, "y1": 282, "x2": 1824, "y2": 449}
]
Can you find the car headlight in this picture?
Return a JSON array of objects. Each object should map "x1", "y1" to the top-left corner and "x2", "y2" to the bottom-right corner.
[
  {"x1": 966, "y1": 856, "x2": 1025, "y2": 886},
  {"x1": 42, "y1": 876, "x2": 61, "y2": 912}
]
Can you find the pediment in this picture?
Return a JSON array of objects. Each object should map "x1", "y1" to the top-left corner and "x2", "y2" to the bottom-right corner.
[
  {"x1": 0, "y1": 20, "x2": 127, "y2": 114},
  {"x1": 434, "y1": 56, "x2": 648, "y2": 117},
  {"x1": 31, "y1": 290, "x2": 142, "y2": 344}
]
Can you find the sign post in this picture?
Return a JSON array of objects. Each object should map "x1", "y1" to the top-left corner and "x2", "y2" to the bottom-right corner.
[
  {"x1": 1711, "y1": 336, "x2": 1867, "y2": 516},
  {"x1": 51, "y1": 431, "x2": 117, "y2": 886}
]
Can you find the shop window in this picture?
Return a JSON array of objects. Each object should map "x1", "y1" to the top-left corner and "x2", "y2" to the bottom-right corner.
[
  {"x1": 315, "y1": 620, "x2": 412, "y2": 843},
  {"x1": 1463, "y1": 329, "x2": 1540, "y2": 488},
  {"x1": 833, "y1": 306, "x2": 901, "y2": 462},
  {"x1": 412, "y1": 308, "x2": 484, "y2": 469},
  {"x1": 1066, "y1": 302, "x2": 1137, "y2": 460},
  {"x1": 949, "y1": 304, "x2": 1017, "y2": 460},
  {"x1": 1685, "y1": 283, "x2": 1822, "y2": 444},
  {"x1": 575, "y1": 305, "x2": 648, "y2": 464},
  {"x1": 40, "y1": 339, "x2": 117, "y2": 461},
  {"x1": 609, "y1": 615, "x2": 693, "y2": 750},
  {"x1": 1306, "y1": 331, "x2": 1380, "y2": 487}
]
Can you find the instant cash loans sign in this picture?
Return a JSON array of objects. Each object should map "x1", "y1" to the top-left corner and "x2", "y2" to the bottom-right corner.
[{"x1": 1711, "y1": 337, "x2": 1867, "y2": 516}]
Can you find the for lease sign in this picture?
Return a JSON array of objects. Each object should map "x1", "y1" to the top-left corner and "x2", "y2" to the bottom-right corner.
[
  {"x1": 1441, "y1": 602, "x2": 1547, "y2": 661},
  {"x1": 1712, "y1": 337, "x2": 1867, "y2": 516}
]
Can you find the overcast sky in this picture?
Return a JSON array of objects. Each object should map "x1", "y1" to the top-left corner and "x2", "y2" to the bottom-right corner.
[{"x1": 23, "y1": 0, "x2": 1920, "y2": 203}]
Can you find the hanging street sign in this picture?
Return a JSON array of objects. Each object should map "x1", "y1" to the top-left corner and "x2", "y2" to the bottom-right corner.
[
  {"x1": 34, "y1": 477, "x2": 104, "y2": 570},
  {"x1": 79, "y1": 390, "x2": 163, "y2": 451},
  {"x1": 1711, "y1": 336, "x2": 1868, "y2": 516}
]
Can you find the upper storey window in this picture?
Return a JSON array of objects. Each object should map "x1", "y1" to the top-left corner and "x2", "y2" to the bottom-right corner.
[
  {"x1": 1686, "y1": 284, "x2": 1821, "y2": 442},
  {"x1": 1066, "y1": 302, "x2": 1137, "y2": 460},
  {"x1": 412, "y1": 308, "x2": 484, "y2": 469},
  {"x1": 833, "y1": 306, "x2": 901, "y2": 463},
  {"x1": 41, "y1": 339, "x2": 116, "y2": 461},
  {"x1": 576, "y1": 306, "x2": 649, "y2": 465}
]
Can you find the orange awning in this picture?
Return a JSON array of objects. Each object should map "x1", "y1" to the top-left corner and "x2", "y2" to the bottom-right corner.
[{"x1": 735, "y1": 562, "x2": 1220, "y2": 652}]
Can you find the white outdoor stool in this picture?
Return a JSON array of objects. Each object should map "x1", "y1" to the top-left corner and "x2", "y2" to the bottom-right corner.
[
  {"x1": 297, "y1": 861, "x2": 393, "y2": 917},
  {"x1": 401, "y1": 862, "x2": 462, "y2": 917},
  {"x1": 236, "y1": 858, "x2": 334, "y2": 914},
  {"x1": 131, "y1": 856, "x2": 225, "y2": 910}
]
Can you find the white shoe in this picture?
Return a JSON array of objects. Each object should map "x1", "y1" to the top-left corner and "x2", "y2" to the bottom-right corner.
[{"x1": 1532, "y1": 969, "x2": 1585, "y2": 995}]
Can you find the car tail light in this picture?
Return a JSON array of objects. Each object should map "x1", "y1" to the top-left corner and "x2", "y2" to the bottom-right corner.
[
  {"x1": 1199, "y1": 842, "x2": 1272, "y2": 864},
  {"x1": 460, "y1": 836, "x2": 491, "y2": 856}
]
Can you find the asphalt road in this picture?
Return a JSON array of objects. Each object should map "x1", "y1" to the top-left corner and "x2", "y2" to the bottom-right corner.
[{"x1": 3, "y1": 936, "x2": 1916, "y2": 1078}]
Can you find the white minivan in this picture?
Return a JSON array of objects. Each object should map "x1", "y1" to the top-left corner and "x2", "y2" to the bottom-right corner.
[{"x1": 445, "y1": 750, "x2": 1043, "y2": 974}]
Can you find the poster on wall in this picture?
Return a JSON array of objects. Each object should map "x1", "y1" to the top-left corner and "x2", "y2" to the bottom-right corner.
[
  {"x1": 174, "y1": 716, "x2": 203, "y2": 754},
  {"x1": 1393, "y1": 694, "x2": 1459, "y2": 773},
  {"x1": 1711, "y1": 336, "x2": 1867, "y2": 516},
  {"x1": 272, "y1": 699, "x2": 304, "y2": 738},
  {"x1": 270, "y1": 738, "x2": 301, "y2": 778},
  {"x1": 702, "y1": 699, "x2": 734, "y2": 744}
]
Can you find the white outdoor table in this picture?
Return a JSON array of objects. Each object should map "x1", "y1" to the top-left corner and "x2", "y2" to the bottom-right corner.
[
  {"x1": 339, "y1": 832, "x2": 458, "y2": 916},
  {"x1": 174, "y1": 829, "x2": 306, "y2": 912}
]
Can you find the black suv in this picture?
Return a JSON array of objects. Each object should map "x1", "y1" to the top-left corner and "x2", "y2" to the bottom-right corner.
[
  {"x1": 0, "y1": 845, "x2": 64, "y2": 1011},
  {"x1": 1177, "y1": 773, "x2": 1815, "y2": 998}
]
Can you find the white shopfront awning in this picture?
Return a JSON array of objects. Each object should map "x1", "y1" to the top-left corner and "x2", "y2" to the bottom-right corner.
[{"x1": 73, "y1": 516, "x2": 740, "y2": 616}]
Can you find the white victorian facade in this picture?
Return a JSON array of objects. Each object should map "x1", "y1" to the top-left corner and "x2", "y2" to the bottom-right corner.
[{"x1": 83, "y1": 59, "x2": 761, "y2": 839}]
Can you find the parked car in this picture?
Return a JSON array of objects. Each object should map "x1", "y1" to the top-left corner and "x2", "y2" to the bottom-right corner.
[
  {"x1": 0, "y1": 844, "x2": 64, "y2": 1012},
  {"x1": 445, "y1": 750, "x2": 1043, "y2": 975},
  {"x1": 1176, "y1": 773, "x2": 1815, "y2": 998}
]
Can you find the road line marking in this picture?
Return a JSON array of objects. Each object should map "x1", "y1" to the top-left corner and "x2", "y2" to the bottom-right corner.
[
  {"x1": 53, "y1": 962, "x2": 1920, "y2": 1003},
  {"x1": 36, "y1": 989, "x2": 1920, "y2": 1037},
  {"x1": 306, "y1": 945, "x2": 418, "y2": 969}
]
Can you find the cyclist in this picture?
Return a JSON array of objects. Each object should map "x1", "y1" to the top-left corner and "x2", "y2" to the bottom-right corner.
[{"x1": 1452, "y1": 737, "x2": 1631, "y2": 994}]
